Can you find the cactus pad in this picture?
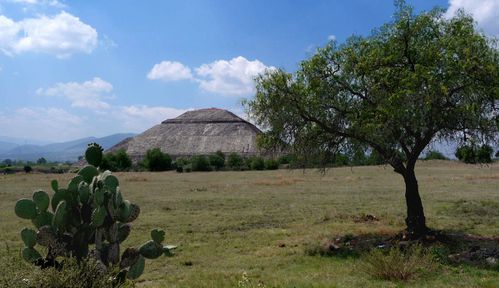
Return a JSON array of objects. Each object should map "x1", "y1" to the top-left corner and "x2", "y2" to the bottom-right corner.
[
  {"x1": 117, "y1": 224, "x2": 131, "y2": 243},
  {"x1": 32, "y1": 211, "x2": 54, "y2": 228},
  {"x1": 151, "y1": 229, "x2": 165, "y2": 244},
  {"x1": 120, "y1": 247, "x2": 140, "y2": 269},
  {"x1": 50, "y1": 179, "x2": 58, "y2": 193},
  {"x1": 127, "y1": 255, "x2": 145, "y2": 280},
  {"x1": 32, "y1": 190, "x2": 50, "y2": 211},
  {"x1": 53, "y1": 201, "x2": 67, "y2": 229},
  {"x1": 85, "y1": 143, "x2": 103, "y2": 166},
  {"x1": 78, "y1": 165, "x2": 99, "y2": 184},
  {"x1": 91, "y1": 206, "x2": 106, "y2": 227},
  {"x1": 126, "y1": 203, "x2": 140, "y2": 223},
  {"x1": 138, "y1": 240, "x2": 164, "y2": 259},
  {"x1": 15, "y1": 198, "x2": 38, "y2": 219},
  {"x1": 21, "y1": 228, "x2": 37, "y2": 248},
  {"x1": 22, "y1": 247, "x2": 42, "y2": 262}
]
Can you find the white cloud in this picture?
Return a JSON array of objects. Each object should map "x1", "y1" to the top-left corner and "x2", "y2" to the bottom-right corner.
[
  {"x1": 195, "y1": 56, "x2": 274, "y2": 96},
  {"x1": 445, "y1": 0, "x2": 499, "y2": 36},
  {"x1": 327, "y1": 34, "x2": 336, "y2": 41},
  {"x1": 147, "y1": 61, "x2": 193, "y2": 81},
  {"x1": 0, "y1": 107, "x2": 85, "y2": 142},
  {"x1": 9, "y1": 0, "x2": 65, "y2": 8},
  {"x1": 0, "y1": 11, "x2": 97, "y2": 58},
  {"x1": 37, "y1": 77, "x2": 113, "y2": 109},
  {"x1": 147, "y1": 56, "x2": 274, "y2": 96}
]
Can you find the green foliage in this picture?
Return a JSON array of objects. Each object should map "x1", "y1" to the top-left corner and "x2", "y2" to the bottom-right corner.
[
  {"x1": 456, "y1": 144, "x2": 493, "y2": 163},
  {"x1": 360, "y1": 245, "x2": 435, "y2": 281},
  {"x1": 245, "y1": 3, "x2": 499, "y2": 173},
  {"x1": 264, "y1": 159, "x2": 279, "y2": 170},
  {"x1": 13, "y1": 143, "x2": 177, "y2": 283},
  {"x1": 228, "y1": 153, "x2": 245, "y2": 170},
  {"x1": 23, "y1": 165, "x2": 32, "y2": 173},
  {"x1": 191, "y1": 155, "x2": 211, "y2": 171},
  {"x1": 423, "y1": 150, "x2": 448, "y2": 160},
  {"x1": 101, "y1": 149, "x2": 133, "y2": 172},
  {"x1": 143, "y1": 148, "x2": 172, "y2": 171},
  {"x1": 208, "y1": 153, "x2": 225, "y2": 170},
  {"x1": 250, "y1": 157, "x2": 265, "y2": 170},
  {"x1": 37, "y1": 157, "x2": 47, "y2": 165}
]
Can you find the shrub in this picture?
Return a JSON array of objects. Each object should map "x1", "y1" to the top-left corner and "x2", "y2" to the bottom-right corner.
[
  {"x1": 37, "y1": 157, "x2": 47, "y2": 165},
  {"x1": 264, "y1": 159, "x2": 279, "y2": 170},
  {"x1": 101, "y1": 149, "x2": 132, "y2": 172},
  {"x1": 278, "y1": 154, "x2": 292, "y2": 165},
  {"x1": 250, "y1": 157, "x2": 265, "y2": 170},
  {"x1": 208, "y1": 154, "x2": 225, "y2": 170},
  {"x1": 360, "y1": 245, "x2": 435, "y2": 281},
  {"x1": 228, "y1": 153, "x2": 244, "y2": 170},
  {"x1": 29, "y1": 257, "x2": 135, "y2": 288},
  {"x1": 23, "y1": 165, "x2": 32, "y2": 173},
  {"x1": 191, "y1": 155, "x2": 211, "y2": 171},
  {"x1": 456, "y1": 144, "x2": 493, "y2": 164},
  {"x1": 143, "y1": 148, "x2": 172, "y2": 171},
  {"x1": 477, "y1": 145, "x2": 493, "y2": 163},
  {"x1": 423, "y1": 150, "x2": 448, "y2": 160}
]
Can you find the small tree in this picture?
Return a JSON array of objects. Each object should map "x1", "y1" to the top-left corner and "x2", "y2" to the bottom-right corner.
[
  {"x1": 264, "y1": 159, "x2": 279, "y2": 170},
  {"x1": 143, "y1": 148, "x2": 172, "y2": 172},
  {"x1": 36, "y1": 157, "x2": 47, "y2": 165},
  {"x1": 23, "y1": 165, "x2": 32, "y2": 173},
  {"x1": 227, "y1": 153, "x2": 244, "y2": 170},
  {"x1": 246, "y1": 2, "x2": 499, "y2": 237},
  {"x1": 423, "y1": 150, "x2": 448, "y2": 160},
  {"x1": 191, "y1": 155, "x2": 211, "y2": 171},
  {"x1": 250, "y1": 157, "x2": 265, "y2": 170},
  {"x1": 208, "y1": 153, "x2": 225, "y2": 171}
]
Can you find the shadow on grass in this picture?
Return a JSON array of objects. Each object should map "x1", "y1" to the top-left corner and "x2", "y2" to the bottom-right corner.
[{"x1": 305, "y1": 229, "x2": 498, "y2": 271}]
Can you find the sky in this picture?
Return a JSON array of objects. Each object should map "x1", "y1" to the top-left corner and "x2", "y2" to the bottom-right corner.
[{"x1": 0, "y1": 0, "x2": 498, "y2": 143}]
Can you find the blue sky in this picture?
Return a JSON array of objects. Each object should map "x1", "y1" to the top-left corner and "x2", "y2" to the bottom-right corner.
[{"x1": 0, "y1": 0, "x2": 497, "y2": 143}]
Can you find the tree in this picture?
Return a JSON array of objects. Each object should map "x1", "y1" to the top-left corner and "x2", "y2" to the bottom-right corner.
[
  {"x1": 227, "y1": 153, "x2": 244, "y2": 170},
  {"x1": 143, "y1": 148, "x2": 172, "y2": 171},
  {"x1": 423, "y1": 150, "x2": 448, "y2": 160},
  {"x1": 245, "y1": 3, "x2": 498, "y2": 238},
  {"x1": 191, "y1": 155, "x2": 211, "y2": 171},
  {"x1": 101, "y1": 149, "x2": 133, "y2": 171},
  {"x1": 208, "y1": 153, "x2": 225, "y2": 170},
  {"x1": 23, "y1": 165, "x2": 32, "y2": 173},
  {"x1": 37, "y1": 157, "x2": 47, "y2": 165}
]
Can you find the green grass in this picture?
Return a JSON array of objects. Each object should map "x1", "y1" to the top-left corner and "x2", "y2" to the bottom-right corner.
[{"x1": 1, "y1": 160, "x2": 498, "y2": 287}]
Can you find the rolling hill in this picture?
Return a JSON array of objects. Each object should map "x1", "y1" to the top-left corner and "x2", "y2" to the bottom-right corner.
[{"x1": 0, "y1": 133, "x2": 135, "y2": 162}]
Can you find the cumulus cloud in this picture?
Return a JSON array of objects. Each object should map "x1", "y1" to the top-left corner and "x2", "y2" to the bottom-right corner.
[
  {"x1": 445, "y1": 0, "x2": 499, "y2": 36},
  {"x1": 0, "y1": 107, "x2": 85, "y2": 142},
  {"x1": 147, "y1": 61, "x2": 193, "y2": 81},
  {"x1": 9, "y1": 0, "x2": 64, "y2": 6},
  {"x1": 0, "y1": 11, "x2": 97, "y2": 58},
  {"x1": 147, "y1": 56, "x2": 274, "y2": 96},
  {"x1": 195, "y1": 56, "x2": 274, "y2": 96},
  {"x1": 37, "y1": 77, "x2": 113, "y2": 109}
]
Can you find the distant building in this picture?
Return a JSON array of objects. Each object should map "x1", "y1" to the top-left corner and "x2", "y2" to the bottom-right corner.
[{"x1": 108, "y1": 108, "x2": 262, "y2": 161}]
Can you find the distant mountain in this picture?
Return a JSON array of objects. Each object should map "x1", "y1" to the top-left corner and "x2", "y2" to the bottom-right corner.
[
  {"x1": 0, "y1": 133, "x2": 135, "y2": 162},
  {"x1": 0, "y1": 141, "x2": 19, "y2": 153}
]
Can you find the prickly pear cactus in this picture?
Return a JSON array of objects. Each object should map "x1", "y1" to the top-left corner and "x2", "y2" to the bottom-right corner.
[{"x1": 14, "y1": 142, "x2": 177, "y2": 281}]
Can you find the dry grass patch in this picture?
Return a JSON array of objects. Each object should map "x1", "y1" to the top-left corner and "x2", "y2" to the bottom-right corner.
[{"x1": 360, "y1": 245, "x2": 435, "y2": 281}]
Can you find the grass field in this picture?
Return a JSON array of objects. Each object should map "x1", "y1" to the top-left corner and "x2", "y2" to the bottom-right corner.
[{"x1": 1, "y1": 160, "x2": 498, "y2": 287}]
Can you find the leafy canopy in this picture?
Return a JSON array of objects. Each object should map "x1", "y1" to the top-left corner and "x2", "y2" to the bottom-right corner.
[{"x1": 246, "y1": 4, "x2": 498, "y2": 173}]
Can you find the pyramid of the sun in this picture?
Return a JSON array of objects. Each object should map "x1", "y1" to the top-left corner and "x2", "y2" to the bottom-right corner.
[{"x1": 108, "y1": 108, "x2": 262, "y2": 161}]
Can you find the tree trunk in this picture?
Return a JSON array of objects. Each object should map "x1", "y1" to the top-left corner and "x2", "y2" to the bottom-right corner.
[{"x1": 403, "y1": 168, "x2": 428, "y2": 238}]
